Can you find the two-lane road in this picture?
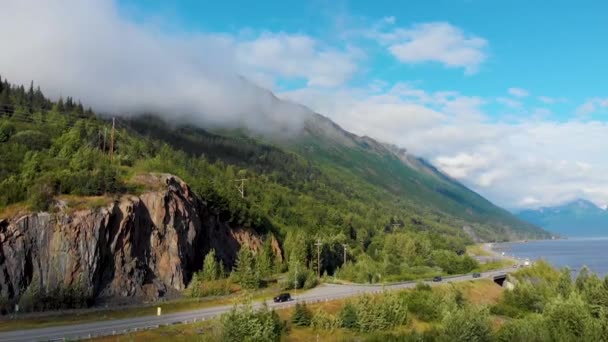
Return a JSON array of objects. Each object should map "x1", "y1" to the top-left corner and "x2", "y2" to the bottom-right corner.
[{"x1": 0, "y1": 268, "x2": 515, "y2": 342}]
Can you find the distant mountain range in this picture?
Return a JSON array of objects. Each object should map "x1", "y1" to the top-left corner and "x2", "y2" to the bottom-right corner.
[{"x1": 517, "y1": 199, "x2": 608, "y2": 237}]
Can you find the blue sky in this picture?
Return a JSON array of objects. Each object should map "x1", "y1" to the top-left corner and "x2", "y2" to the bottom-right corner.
[
  {"x1": 119, "y1": 0, "x2": 608, "y2": 122},
  {"x1": 2, "y1": 0, "x2": 608, "y2": 209}
]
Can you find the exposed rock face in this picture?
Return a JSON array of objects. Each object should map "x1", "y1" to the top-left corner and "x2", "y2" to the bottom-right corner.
[{"x1": 0, "y1": 174, "x2": 280, "y2": 305}]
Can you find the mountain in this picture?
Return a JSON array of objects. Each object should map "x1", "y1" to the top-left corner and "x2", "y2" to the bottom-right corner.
[
  {"x1": 285, "y1": 113, "x2": 547, "y2": 241},
  {"x1": 518, "y1": 199, "x2": 608, "y2": 237},
  {"x1": 0, "y1": 76, "x2": 549, "y2": 308},
  {"x1": 122, "y1": 98, "x2": 548, "y2": 242}
]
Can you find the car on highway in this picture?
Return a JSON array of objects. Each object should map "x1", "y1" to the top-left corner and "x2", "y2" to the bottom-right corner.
[
  {"x1": 273, "y1": 293, "x2": 292, "y2": 303},
  {"x1": 432, "y1": 276, "x2": 442, "y2": 282},
  {"x1": 472, "y1": 272, "x2": 481, "y2": 278}
]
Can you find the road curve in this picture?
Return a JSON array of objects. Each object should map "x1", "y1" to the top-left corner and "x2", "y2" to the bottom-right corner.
[{"x1": 0, "y1": 268, "x2": 515, "y2": 342}]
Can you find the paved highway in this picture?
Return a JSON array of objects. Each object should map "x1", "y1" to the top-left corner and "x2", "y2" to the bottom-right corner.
[{"x1": 0, "y1": 267, "x2": 515, "y2": 342}]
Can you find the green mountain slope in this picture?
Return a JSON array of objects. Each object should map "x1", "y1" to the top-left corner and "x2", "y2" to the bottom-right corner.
[{"x1": 283, "y1": 113, "x2": 548, "y2": 241}]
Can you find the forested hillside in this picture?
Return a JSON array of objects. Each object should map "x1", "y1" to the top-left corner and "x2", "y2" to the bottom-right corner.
[{"x1": 0, "y1": 76, "x2": 547, "y2": 286}]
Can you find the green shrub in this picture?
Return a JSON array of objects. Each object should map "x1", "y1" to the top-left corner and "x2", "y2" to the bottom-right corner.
[
  {"x1": 406, "y1": 286, "x2": 442, "y2": 321},
  {"x1": 0, "y1": 121, "x2": 15, "y2": 142},
  {"x1": 221, "y1": 304, "x2": 285, "y2": 342},
  {"x1": 285, "y1": 266, "x2": 317, "y2": 290},
  {"x1": 28, "y1": 176, "x2": 56, "y2": 211},
  {"x1": 441, "y1": 307, "x2": 492, "y2": 342},
  {"x1": 495, "y1": 314, "x2": 549, "y2": 342},
  {"x1": 186, "y1": 276, "x2": 232, "y2": 298},
  {"x1": 339, "y1": 302, "x2": 358, "y2": 329},
  {"x1": 311, "y1": 309, "x2": 340, "y2": 331},
  {"x1": 544, "y1": 293, "x2": 602, "y2": 341},
  {"x1": 349, "y1": 293, "x2": 409, "y2": 332},
  {"x1": 10, "y1": 130, "x2": 50, "y2": 150}
]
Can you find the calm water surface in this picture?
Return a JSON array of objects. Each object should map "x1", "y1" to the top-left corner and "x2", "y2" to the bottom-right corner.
[{"x1": 494, "y1": 238, "x2": 608, "y2": 276}]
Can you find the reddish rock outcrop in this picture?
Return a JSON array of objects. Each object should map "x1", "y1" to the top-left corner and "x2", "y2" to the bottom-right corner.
[{"x1": 0, "y1": 174, "x2": 280, "y2": 305}]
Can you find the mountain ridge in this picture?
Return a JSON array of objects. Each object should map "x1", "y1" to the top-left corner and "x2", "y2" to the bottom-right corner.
[{"x1": 518, "y1": 198, "x2": 608, "y2": 237}]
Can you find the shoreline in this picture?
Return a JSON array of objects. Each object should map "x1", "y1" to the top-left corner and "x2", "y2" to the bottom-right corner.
[{"x1": 482, "y1": 242, "x2": 523, "y2": 266}]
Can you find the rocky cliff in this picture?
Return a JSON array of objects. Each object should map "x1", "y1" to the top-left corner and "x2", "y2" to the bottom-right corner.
[{"x1": 0, "y1": 174, "x2": 280, "y2": 306}]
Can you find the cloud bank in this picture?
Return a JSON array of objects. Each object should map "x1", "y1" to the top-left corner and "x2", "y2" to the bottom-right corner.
[{"x1": 0, "y1": 0, "x2": 354, "y2": 134}]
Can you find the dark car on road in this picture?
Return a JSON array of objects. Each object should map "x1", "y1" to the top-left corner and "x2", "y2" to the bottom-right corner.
[
  {"x1": 472, "y1": 272, "x2": 481, "y2": 278},
  {"x1": 273, "y1": 293, "x2": 291, "y2": 303},
  {"x1": 432, "y1": 276, "x2": 442, "y2": 282}
]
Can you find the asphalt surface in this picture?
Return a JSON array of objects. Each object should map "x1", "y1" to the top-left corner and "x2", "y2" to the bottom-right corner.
[{"x1": 0, "y1": 267, "x2": 515, "y2": 342}]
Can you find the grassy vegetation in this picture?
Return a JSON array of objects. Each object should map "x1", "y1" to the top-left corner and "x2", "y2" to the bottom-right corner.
[
  {"x1": 466, "y1": 243, "x2": 493, "y2": 257},
  {"x1": 83, "y1": 280, "x2": 504, "y2": 342},
  {"x1": 475, "y1": 259, "x2": 517, "y2": 273},
  {"x1": 0, "y1": 283, "x2": 298, "y2": 332},
  {"x1": 88, "y1": 261, "x2": 608, "y2": 341}
]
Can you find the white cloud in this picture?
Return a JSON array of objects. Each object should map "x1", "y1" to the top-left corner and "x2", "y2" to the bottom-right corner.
[
  {"x1": 376, "y1": 22, "x2": 487, "y2": 74},
  {"x1": 520, "y1": 196, "x2": 541, "y2": 206},
  {"x1": 538, "y1": 96, "x2": 555, "y2": 104},
  {"x1": 576, "y1": 98, "x2": 608, "y2": 116},
  {"x1": 531, "y1": 108, "x2": 552, "y2": 120},
  {"x1": 497, "y1": 97, "x2": 523, "y2": 109},
  {"x1": 236, "y1": 33, "x2": 359, "y2": 87},
  {"x1": 382, "y1": 16, "x2": 396, "y2": 25},
  {"x1": 508, "y1": 87, "x2": 529, "y2": 97}
]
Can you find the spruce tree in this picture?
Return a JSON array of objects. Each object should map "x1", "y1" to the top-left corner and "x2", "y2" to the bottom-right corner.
[
  {"x1": 257, "y1": 239, "x2": 274, "y2": 278},
  {"x1": 291, "y1": 302, "x2": 312, "y2": 326},
  {"x1": 233, "y1": 246, "x2": 260, "y2": 289},
  {"x1": 202, "y1": 249, "x2": 219, "y2": 281},
  {"x1": 339, "y1": 302, "x2": 359, "y2": 329},
  {"x1": 54, "y1": 97, "x2": 65, "y2": 112}
]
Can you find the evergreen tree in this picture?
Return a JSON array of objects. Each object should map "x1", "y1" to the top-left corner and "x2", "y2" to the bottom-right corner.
[
  {"x1": 575, "y1": 266, "x2": 591, "y2": 292},
  {"x1": 556, "y1": 267, "x2": 573, "y2": 298},
  {"x1": 27, "y1": 80, "x2": 34, "y2": 104},
  {"x1": 257, "y1": 239, "x2": 273, "y2": 279},
  {"x1": 218, "y1": 262, "x2": 226, "y2": 279},
  {"x1": 54, "y1": 97, "x2": 65, "y2": 112},
  {"x1": 0, "y1": 88, "x2": 11, "y2": 108},
  {"x1": 233, "y1": 246, "x2": 260, "y2": 289},
  {"x1": 291, "y1": 302, "x2": 312, "y2": 326},
  {"x1": 221, "y1": 304, "x2": 285, "y2": 342},
  {"x1": 202, "y1": 249, "x2": 219, "y2": 281},
  {"x1": 339, "y1": 302, "x2": 358, "y2": 329}
]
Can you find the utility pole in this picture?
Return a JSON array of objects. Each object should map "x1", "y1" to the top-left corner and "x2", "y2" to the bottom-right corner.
[
  {"x1": 342, "y1": 244, "x2": 348, "y2": 265},
  {"x1": 315, "y1": 239, "x2": 322, "y2": 278},
  {"x1": 109, "y1": 117, "x2": 115, "y2": 161},
  {"x1": 234, "y1": 179, "x2": 248, "y2": 199},
  {"x1": 294, "y1": 262, "x2": 298, "y2": 300},
  {"x1": 102, "y1": 127, "x2": 107, "y2": 153}
]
